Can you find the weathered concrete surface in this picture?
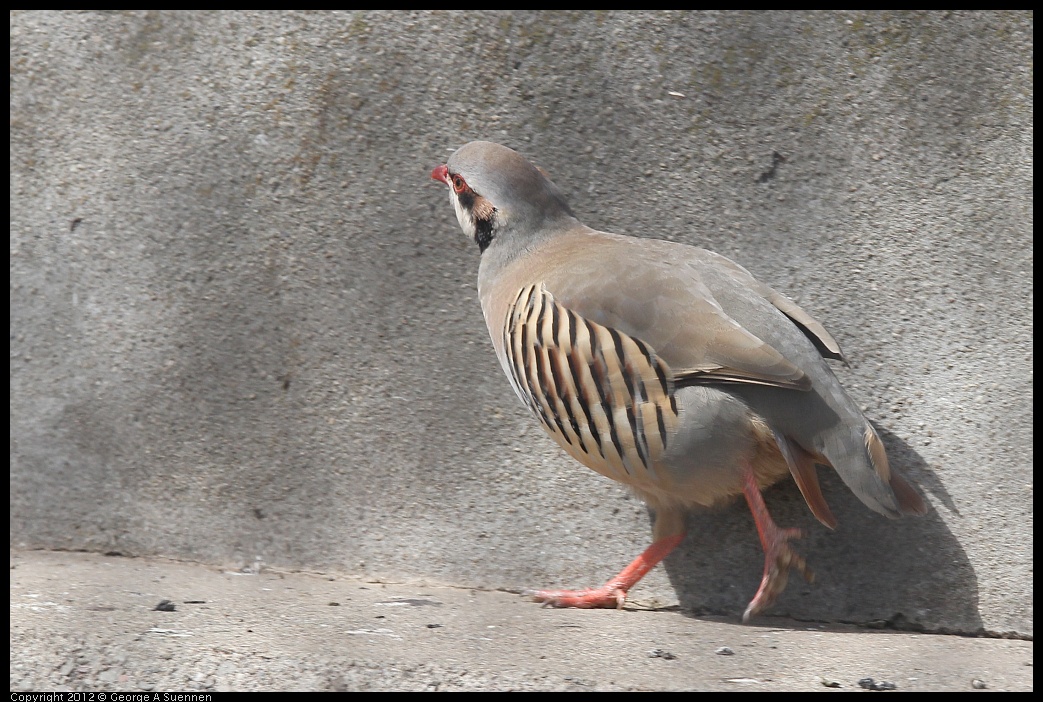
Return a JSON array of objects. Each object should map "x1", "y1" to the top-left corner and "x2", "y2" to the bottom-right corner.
[
  {"x1": 10, "y1": 9, "x2": 1032, "y2": 653},
  {"x1": 9, "y1": 550, "x2": 1033, "y2": 692}
]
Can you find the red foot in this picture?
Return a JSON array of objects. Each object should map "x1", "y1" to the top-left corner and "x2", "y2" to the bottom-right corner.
[
  {"x1": 532, "y1": 585, "x2": 629, "y2": 609},
  {"x1": 531, "y1": 532, "x2": 685, "y2": 609},
  {"x1": 741, "y1": 469, "x2": 814, "y2": 622}
]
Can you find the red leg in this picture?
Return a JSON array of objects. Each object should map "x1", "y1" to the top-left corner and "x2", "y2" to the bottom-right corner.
[
  {"x1": 532, "y1": 532, "x2": 685, "y2": 609},
  {"x1": 741, "y1": 466, "x2": 813, "y2": 622}
]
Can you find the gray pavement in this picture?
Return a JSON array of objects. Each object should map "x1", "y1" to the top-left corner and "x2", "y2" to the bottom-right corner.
[{"x1": 9, "y1": 550, "x2": 1033, "y2": 692}]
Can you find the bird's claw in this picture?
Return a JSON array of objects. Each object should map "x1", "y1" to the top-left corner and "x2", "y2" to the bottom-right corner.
[
  {"x1": 530, "y1": 586, "x2": 628, "y2": 609},
  {"x1": 742, "y1": 527, "x2": 813, "y2": 623}
]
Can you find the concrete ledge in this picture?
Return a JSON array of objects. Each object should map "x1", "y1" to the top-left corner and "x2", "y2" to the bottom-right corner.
[{"x1": 9, "y1": 550, "x2": 1033, "y2": 692}]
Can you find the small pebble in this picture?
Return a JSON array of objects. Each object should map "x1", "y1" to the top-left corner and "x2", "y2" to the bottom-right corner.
[
  {"x1": 971, "y1": 679, "x2": 987, "y2": 689},
  {"x1": 715, "y1": 646, "x2": 735, "y2": 656}
]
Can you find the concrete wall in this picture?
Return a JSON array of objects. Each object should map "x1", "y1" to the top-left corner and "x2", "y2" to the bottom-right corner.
[{"x1": 10, "y1": 11, "x2": 1032, "y2": 636}]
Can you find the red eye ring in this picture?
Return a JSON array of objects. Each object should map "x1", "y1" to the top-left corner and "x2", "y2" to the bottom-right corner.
[{"x1": 452, "y1": 174, "x2": 468, "y2": 193}]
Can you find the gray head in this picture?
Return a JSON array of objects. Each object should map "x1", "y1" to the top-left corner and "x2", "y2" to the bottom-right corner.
[{"x1": 431, "y1": 141, "x2": 576, "y2": 252}]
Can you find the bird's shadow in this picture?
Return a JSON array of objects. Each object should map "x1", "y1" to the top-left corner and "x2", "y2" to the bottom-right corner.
[{"x1": 660, "y1": 426, "x2": 982, "y2": 634}]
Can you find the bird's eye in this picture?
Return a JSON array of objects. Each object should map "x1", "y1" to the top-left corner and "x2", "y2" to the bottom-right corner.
[{"x1": 452, "y1": 174, "x2": 468, "y2": 193}]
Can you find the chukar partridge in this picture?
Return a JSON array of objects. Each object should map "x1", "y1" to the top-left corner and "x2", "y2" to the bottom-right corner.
[{"x1": 432, "y1": 140, "x2": 926, "y2": 621}]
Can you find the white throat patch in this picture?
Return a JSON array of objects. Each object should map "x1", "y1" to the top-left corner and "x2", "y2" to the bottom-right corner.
[{"x1": 451, "y1": 192, "x2": 476, "y2": 241}]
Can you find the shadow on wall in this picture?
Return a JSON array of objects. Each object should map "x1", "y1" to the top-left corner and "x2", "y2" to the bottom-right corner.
[{"x1": 662, "y1": 425, "x2": 981, "y2": 634}]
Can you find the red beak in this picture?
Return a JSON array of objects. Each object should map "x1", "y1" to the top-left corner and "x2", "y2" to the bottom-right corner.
[{"x1": 431, "y1": 164, "x2": 449, "y2": 184}]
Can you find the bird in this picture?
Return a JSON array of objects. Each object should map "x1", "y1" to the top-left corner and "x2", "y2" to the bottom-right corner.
[{"x1": 431, "y1": 140, "x2": 927, "y2": 621}]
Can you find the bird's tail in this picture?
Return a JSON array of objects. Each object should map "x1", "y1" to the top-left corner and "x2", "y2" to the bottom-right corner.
[{"x1": 777, "y1": 423, "x2": 926, "y2": 525}]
